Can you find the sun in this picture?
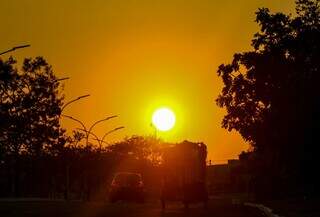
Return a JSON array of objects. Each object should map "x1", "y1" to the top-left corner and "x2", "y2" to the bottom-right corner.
[{"x1": 152, "y1": 108, "x2": 176, "y2": 131}]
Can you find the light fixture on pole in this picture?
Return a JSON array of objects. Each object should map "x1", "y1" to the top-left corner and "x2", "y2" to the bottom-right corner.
[{"x1": 0, "y1": 44, "x2": 31, "y2": 56}]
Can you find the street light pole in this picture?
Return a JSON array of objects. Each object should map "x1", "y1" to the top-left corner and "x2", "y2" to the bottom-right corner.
[
  {"x1": 85, "y1": 115, "x2": 118, "y2": 148},
  {"x1": 61, "y1": 94, "x2": 90, "y2": 112},
  {"x1": 76, "y1": 128, "x2": 101, "y2": 144},
  {"x1": 61, "y1": 115, "x2": 120, "y2": 149},
  {"x1": 0, "y1": 44, "x2": 31, "y2": 56},
  {"x1": 76, "y1": 126, "x2": 124, "y2": 151},
  {"x1": 76, "y1": 128, "x2": 109, "y2": 147},
  {"x1": 61, "y1": 115, "x2": 87, "y2": 133},
  {"x1": 99, "y1": 126, "x2": 125, "y2": 150},
  {"x1": 68, "y1": 115, "x2": 117, "y2": 201},
  {"x1": 150, "y1": 122, "x2": 158, "y2": 138},
  {"x1": 76, "y1": 125, "x2": 124, "y2": 202},
  {"x1": 58, "y1": 94, "x2": 89, "y2": 201},
  {"x1": 60, "y1": 114, "x2": 87, "y2": 202}
]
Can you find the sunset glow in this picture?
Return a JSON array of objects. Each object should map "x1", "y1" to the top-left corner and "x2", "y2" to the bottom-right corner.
[
  {"x1": 0, "y1": 0, "x2": 295, "y2": 162},
  {"x1": 1, "y1": 0, "x2": 318, "y2": 213}
]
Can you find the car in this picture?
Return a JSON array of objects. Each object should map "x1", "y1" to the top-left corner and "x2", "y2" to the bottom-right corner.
[{"x1": 109, "y1": 172, "x2": 145, "y2": 203}]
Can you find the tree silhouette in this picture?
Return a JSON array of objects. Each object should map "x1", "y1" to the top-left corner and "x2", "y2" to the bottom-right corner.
[
  {"x1": 1, "y1": 57, "x2": 64, "y2": 156},
  {"x1": 107, "y1": 135, "x2": 163, "y2": 165},
  {"x1": 0, "y1": 57, "x2": 64, "y2": 196},
  {"x1": 216, "y1": 0, "x2": 320, "y2": 198}
]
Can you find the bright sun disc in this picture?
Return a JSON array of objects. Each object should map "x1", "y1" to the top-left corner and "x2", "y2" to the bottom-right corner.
[{"x1": 152, "y1": 108, "x2": 176, "y2": 131}]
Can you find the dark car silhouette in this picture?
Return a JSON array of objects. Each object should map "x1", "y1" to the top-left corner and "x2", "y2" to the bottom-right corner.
[{"x1": 109, "y1": 172, "x2": 145, "y2": 203}]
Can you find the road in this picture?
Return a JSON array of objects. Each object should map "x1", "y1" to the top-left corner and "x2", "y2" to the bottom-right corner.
[{"x1": 0, "y1": 199, "x2": 263, "y2": 217}]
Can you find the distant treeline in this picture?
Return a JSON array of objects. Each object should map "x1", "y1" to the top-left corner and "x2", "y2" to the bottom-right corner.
[
  {"x1": 0, "y1": 56, "x2": 168, "y2": 199},
  {"x1": 0, "y1": 131, "x2": 165, "y2": 200}
]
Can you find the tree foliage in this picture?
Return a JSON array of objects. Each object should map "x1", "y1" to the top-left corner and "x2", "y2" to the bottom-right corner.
[
  {"x1": 216, "y1": 0, "x2": 320, "y2": 196},
  {"x1": 107, "y1": 135, "x2": 164, "y2": 165},
  {"x1": 0, "y1": 57, "x2": 64, "y2": 156}
]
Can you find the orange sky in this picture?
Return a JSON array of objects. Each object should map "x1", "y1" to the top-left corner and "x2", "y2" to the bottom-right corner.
[{"x1": 1, "y1": 0, "x2": 295, "y2": 163}]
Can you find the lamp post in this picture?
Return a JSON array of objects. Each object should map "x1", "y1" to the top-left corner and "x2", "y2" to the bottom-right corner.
[
  {"x1": 59, "y1": 94, "x2": 89, "y2": 201},
  {"x1": 75, "y1": 125, "x2": 124, "y2": 202},
  {"x1": 150, "y1": 122, "x2": 158, "y2": 138},
  {"x1": 0, "y1": 44, "x2": 31, "y2": 56},
  {"x1": 84, "y1": 126, "x2": 125, "y2": 151},
  {"x1": 61, "y1": 115, "x2": 87, "y2": 133},
  {"x1": 59, "y1": 95, "x2": 90, "y2": 145},
  {"x1": 63, "y1": 115, "x2": 117, "y2": 201},
  {"x1": 99, "y1": 126, "x2": 125, "y2": 150},
  {"x1": 61, "y1": 94, "x2": 90, "y2": 112},
  {"x1": 76, "y1": 128, "x2": 105, "y2": 146},
  {"x1": 61, "y1": 115, "x2": 120, "y2": 149},
  {"x1": 85, "y1": 116, "x2": 118, "y2": 148}
]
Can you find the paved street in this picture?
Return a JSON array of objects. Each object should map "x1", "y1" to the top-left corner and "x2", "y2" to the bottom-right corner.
[{"x1": 0, "y1": 199, "x2": 263, "y2": 217}]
